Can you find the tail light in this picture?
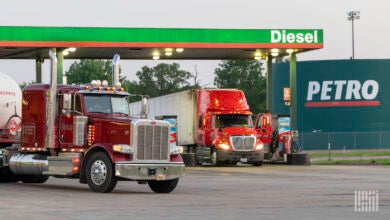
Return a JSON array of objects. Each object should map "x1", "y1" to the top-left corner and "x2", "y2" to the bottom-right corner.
[{"x1": 88, "y1": 125, "x2": 95, "y2": 146}]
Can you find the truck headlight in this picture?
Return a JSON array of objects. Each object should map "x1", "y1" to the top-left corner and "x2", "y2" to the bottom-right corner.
[
  {"x1": 255, "y1": 143, "x2": 264, "y2": 151},
  {"x1": 113, "y1": 144, "x2": 135, "y2": 154},
  {"x1": 218, "y1": 143, "x2": 230, "y2": 150},
  {"x1": 170, "y1": 146, "x2": 184, "y2": 155}
]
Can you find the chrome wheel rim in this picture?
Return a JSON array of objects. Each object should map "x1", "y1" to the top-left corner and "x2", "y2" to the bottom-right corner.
[{"x1": 90, "y1": 160, "x2": 107, "y2": 185}]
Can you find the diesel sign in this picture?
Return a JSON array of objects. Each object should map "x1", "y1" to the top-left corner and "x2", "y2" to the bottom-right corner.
[
  {"x1": 271, "y1": 30, "x2": 319, "y2": 44},
  {"x1": 305, "y1": 80, "x2": 380, "y2": 107}
]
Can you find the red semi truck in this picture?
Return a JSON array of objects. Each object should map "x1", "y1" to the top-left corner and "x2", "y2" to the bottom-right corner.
[
  {"x1": 255, "y1": 113, "x2": 291, "y2": 158},
  {"x1": 0, "y1": 55, "x2": 185, "y2": 193},
  {"x1": 129, "y1": 89, "x2": 264, "y2": 166}
]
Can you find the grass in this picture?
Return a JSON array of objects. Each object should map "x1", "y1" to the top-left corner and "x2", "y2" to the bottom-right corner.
[
  {"x1": 309, "y1": 150, "x2": 390, "y2": 158},
  {"x1": 311, "y1": 158, "x2": 390, "y2": 165}
]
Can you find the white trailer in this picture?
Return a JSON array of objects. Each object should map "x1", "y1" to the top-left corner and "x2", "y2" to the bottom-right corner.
[{"x1": 130, "y1": 90, "x2": 197, "y2": 146}]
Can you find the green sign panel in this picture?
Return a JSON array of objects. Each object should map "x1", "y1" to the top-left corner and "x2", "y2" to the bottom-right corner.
[{"x1": 0, "y1": 26, "x2": 323, "y2": 47}]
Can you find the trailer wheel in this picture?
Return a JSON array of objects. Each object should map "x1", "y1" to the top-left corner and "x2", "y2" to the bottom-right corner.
[
  {"x1": 86, "y1": 152, "x2": 117, "y2": 193},
  {"x1": 181, "y1": 153, "x2": 197, "y2": 167},
  {"x1": 19, "y1": 175, "x2": 49, "y2": 183},
  {"x1": 148, "y1": 178, "x2": 179, "y2": 193}
]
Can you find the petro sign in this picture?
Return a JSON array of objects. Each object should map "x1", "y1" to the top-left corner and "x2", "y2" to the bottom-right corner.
[{"x1": 305, "y1": 80, "x2": 380, "y2": 107}]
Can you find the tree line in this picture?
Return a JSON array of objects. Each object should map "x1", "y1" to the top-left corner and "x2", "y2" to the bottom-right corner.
[{"x1": 22, "y1": 59, "x2": 267, "y2": 114}]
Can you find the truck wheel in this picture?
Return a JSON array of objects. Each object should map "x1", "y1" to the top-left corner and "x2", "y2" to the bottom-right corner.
[
  {"x1": 210, "y1": 148, "x2": 221, "y2": 166},
  {"x1": 19, "y1": 175, "x2": 49, "y2": 183},
  {"x1": 0, "y1": 168, "x2": 18, "y2": 182},
  {"x1": 148, "y1": 178, "x2": 179, "y2": 193},
  {"x1": 181, "y1": 153, "x2": 197, "y2": 167},
  {"x1": 86, "y1": 152, "x2": 117, "y2": 193},
  {"x1": 287, "y1": 153, "x2": 311, "y2": 165},
  {"x1": 253, "y1": 161, "x2": 263, "y2": 167}
]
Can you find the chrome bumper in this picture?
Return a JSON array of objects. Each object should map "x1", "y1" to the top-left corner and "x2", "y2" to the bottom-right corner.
[{"x1": 115, "y1": 163, "x2": 185, "y2": 181}]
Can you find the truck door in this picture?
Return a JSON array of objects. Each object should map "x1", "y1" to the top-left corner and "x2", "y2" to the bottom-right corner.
[
  {"x1": 59, "y1": 94, "x2": 82, "y2": 147},
  {"x1": 255, "y1": 113, "x2": 272, "y2": 144},
  {"x1": 196, "y1": 114, "x2": 205, "y2": 146}
]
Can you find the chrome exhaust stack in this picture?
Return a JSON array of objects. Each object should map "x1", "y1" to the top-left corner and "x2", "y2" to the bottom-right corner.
[
  {"x1": 140, "y1": 96, "x2": 148, "y2": 119},
  {"x1": 45, "y1": 49, "x2": 57, "y2": 149},
  {"x1": 112, "y1": 53, "x2": 120, "y2": 87}
]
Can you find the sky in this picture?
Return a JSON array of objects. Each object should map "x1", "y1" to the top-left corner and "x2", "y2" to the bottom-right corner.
[{"x1": 0, "y1": 0, "x2": 389, "y2": 86}]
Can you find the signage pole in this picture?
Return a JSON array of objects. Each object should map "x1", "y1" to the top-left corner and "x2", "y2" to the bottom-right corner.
[{"x1": 289, "y1": 52, "x2": 297, "y2": 132}]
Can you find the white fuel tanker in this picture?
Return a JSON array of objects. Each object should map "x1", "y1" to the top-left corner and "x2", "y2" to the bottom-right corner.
[{"x1": 0, "y1": 72, "x2": 22, "y2": 145}]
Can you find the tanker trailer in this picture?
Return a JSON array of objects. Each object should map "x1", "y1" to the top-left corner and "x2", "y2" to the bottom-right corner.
[
  {"x1": 0, "y1": 72, "x2": 22, "y2": 181},
  {"x1": 0, "y1": 72, "x2": 22, "y2": 147}
]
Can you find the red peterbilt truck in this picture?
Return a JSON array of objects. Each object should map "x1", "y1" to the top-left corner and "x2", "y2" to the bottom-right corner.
[
  {"x1": 129, "y1": 89, "x2": 264, "y2": 166},
  {"x1": 0, "y1": 55, "x2": 185, "y2": 193}
]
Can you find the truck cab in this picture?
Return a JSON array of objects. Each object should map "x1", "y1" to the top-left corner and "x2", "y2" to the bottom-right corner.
[
  {"x1": 3, "y1": 81, "x2": 185, "y2": 193},
  {"x1": 195, "y1": 89, "x2": 264, "y2": 166}
]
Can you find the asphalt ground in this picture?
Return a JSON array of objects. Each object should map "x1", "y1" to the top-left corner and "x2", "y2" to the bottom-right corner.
[{"x1": 0, "y1": 165, "x2": 389, "y2": 220}]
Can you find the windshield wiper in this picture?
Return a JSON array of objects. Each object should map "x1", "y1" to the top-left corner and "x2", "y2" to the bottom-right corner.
[
  {"x1": 87, "y1": 111, "x2": 108, "y2": 114},
  {"x1": 113, "y1": 112, "x2": 129, "y2": 116}
]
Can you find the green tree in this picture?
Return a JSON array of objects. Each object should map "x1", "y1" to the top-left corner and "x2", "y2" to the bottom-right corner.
[
  {"x1": 19, "y1": 80, "x2": 36, "y2": 89},
  {"x1": 214, "y1": 60, "x2": 266, "y2": 114},
  {"x1": 66, "y1": 59, "x2": 116, "y2": 84},
  {"x1": 135, "y1": 63, "x2": 193, "y2": 97}
]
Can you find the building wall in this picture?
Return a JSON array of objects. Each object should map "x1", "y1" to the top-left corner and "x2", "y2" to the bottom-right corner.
[{"x1": 272, "y1": 59, "x2": 390, "y2": 150}]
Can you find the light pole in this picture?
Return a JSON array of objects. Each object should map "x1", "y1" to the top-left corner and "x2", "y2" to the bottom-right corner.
[{"x1": 347, "y1": 10, "x2": 360, "y2": 59}]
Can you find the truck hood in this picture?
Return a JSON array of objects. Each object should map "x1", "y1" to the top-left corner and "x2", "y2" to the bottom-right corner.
[
  {"x1": 87, "y1": 114, "x2": 133, "y2": 123},
  {"x1": 221, "y1": 127, "x2": 256, "y2": 136}
]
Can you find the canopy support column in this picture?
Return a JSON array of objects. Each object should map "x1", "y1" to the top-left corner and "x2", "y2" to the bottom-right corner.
[
  {"x1": 35, "y1": 58, "x2": 43, "y2": 83},
  {"x1": 289, "y1": 53, "x2": 297, "y2": 132},
  {"x1": 56, "y1": 50, "x2": 63, "y2": 84},
  {"x1": 266, "y1": 55, "x2": 273, "y2": 111}
]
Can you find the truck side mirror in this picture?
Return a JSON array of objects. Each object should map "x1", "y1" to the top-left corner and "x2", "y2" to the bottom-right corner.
[{"x1": 63, "y1": 94, "x2": 72, "y2": 111}]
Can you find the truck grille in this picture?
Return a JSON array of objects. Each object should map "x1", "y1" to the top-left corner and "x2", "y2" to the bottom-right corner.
[
  {"x1": 230, "y1": 136, "x2": 255, "y2": 151},
  {"x1": 136, "y1": 125, "x2": 169, "y2": 161}
]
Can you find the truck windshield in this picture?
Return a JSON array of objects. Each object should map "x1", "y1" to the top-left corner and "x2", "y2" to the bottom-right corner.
[
  {"x1": 84, "y1": 95, "x2": 129, "y2": 115},
  {"x1": 216, "y1": 114, "x2": 253, "y2": 128}
]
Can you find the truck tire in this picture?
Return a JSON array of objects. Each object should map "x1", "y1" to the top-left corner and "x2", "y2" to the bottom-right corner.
[
  {"x1": 252, "y1": 161, "x2": 263, "y2": 166},
  {"x1": 210, "y1": 147, "x2": 222, "y2": 166},
  {"x1": 287, "y1": 153, "x2": 311, "y2": 165},
  {"x1": 181, "y1": 153, "x2": 197, "y2": 167},
  {"x1": 85, "y1": 152, "x2": 117, "y2": 193},
  {"x1": 0, "y1": 168, "x2": 18, "y2": 182},
  {"x1": 148, "y1": 178, "x2": 179, "y2": 193},
  {"x1": 19, "y1": 175, "x2": 49, "y2": 183}
]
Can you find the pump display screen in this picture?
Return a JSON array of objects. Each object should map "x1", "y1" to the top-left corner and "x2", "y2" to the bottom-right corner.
[
  {"x1": 84, "y1": 95, "x2": 129, "y2": 115},
  {"x1": 216, "y1": 114, "x2": 253, "y2": 128}
]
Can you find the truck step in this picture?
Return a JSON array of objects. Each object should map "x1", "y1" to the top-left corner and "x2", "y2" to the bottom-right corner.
[{"x1": 42, "y1": 154, "x2": 80, "y2": 176}]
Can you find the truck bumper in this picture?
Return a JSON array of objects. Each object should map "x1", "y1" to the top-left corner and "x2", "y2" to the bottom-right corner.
[
  {"x1": 217, "y1": 150, "x2": 264, "y2": 164},
  {"x1": 115, "y1": 162, "x2": 185, "y2": 181}
]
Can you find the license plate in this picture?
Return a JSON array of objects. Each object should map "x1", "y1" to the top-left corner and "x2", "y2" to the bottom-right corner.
[
  {"x1": 240, "y1": 158, "x2": 248, "y2": 163},
  {"x1": 156, "y1": 174, "x2": 166, "y2": 181}
]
